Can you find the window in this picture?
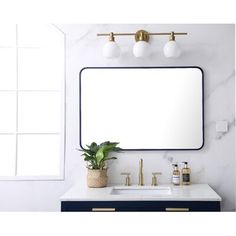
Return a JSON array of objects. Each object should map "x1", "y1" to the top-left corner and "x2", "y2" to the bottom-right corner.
[{"x1": 0, "y1": 24, "x2": 65, "y2": 180}]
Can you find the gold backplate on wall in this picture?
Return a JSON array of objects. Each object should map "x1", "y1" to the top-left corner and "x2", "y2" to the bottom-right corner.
[{"x1": 135, "y1": 30, "x2": 150, "y2": 42}]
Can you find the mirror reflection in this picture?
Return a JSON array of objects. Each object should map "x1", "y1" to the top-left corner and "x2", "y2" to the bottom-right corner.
[{"x1": 80, "y1": 67, "x2": 204, "y2": 150}]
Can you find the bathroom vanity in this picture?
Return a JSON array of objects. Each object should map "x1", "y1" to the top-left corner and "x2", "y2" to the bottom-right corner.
[{"x1": 60, "y1": 184, "x2": 221, "y2": 212}]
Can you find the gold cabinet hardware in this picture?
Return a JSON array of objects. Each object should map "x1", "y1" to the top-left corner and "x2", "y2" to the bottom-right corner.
[
  {"x1": 151, "y1": 172, "x2": 162, "y2": 186},
  {"x1": 92, "y1": 208, "x2": 116, "y2": 212},
  {"x1": 165, "y1": 208, "x2": 189, "y2": 212},
  {"x1": 120, "y1": 172, "x2": 131, "y2": 186}
]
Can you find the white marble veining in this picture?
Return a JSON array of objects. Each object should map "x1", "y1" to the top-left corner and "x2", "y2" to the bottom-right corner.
[{"x1": 60, "y1": 184, "x2": 222, "y2": 202}]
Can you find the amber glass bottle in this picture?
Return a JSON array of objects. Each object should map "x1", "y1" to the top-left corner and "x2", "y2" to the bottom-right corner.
[{"x1": 182, "y1": 162, "x2": 191, "y2": 185}]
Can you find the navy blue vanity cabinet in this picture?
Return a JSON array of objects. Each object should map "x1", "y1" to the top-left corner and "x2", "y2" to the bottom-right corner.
[{"x1": 61, "y1": 200, "x2": 220, "y2": 212}]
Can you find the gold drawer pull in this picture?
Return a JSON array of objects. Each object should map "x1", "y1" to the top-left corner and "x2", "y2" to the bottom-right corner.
[
  {"x1": 92, "y1": 208, "x2": 116, "y2": 212},
  {"x1": 165, "y1": 208, "x2": 189, "y2": 212}
]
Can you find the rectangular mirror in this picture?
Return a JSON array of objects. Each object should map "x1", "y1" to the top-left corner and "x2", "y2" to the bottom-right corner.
[{"x1": 80, "y1": 67, "x2": 204, "y2": 150}]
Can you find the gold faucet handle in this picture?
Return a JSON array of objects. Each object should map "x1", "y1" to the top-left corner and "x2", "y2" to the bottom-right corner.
[
  {"x1": 151, "y1": 172, "x2": 162, "y2": 186},
  {"x1": 120, "y1": 172, "x2": 131, "y2": 186},
  {"x1": 152, "y1": 172, "x2": 162, "y2": 176},
  {"x1": 121, "y1": 172, "x2": 130, "y2": 176}
]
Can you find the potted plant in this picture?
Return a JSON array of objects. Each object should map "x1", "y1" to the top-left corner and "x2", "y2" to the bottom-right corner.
[{"x1": 80, "y1": 141, "x2": 121, "y2": 188}]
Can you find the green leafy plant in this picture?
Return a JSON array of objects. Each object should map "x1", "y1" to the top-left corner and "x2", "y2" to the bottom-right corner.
[{"x1": 80, "y1": 141, "x2": 121, "y2": 169}]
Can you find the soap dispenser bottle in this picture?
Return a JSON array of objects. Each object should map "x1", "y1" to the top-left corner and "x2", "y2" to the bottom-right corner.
[
  {"x1": 172, "y1": 164, "x2": 180, "y2": 185},
  {"x1": 182, "y1": 162, "x2": 191, "y2": 185}
]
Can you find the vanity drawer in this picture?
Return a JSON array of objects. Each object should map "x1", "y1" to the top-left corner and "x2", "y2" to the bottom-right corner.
[{"x1": 61, "y1": 201, "x2": 220, "y2": 212}]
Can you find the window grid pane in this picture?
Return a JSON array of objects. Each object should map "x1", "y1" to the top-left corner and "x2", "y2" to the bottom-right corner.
[
  {"x1": 0, "y1": 135, "x2": 16, "y2": 176},
  {"x1": 0, "y1": 24, "x2": 65, "y2": 179},
  {"x1": 17, "y1": 134, "x2": 61, "y2": 176},
  {"x1": 18, "y1": 91, "x2": 62, "y2": 133},
  {"x1": 0, "y1": 48, "x2": 17, "y2": 89},
  {"x1": 0, "y1": 92, "x2": 17, "y2": 133}
]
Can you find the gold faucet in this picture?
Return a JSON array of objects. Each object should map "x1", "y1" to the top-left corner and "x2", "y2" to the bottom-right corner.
[{"x1": 138, "y1": 158, "x2": 144, "y2": 186}]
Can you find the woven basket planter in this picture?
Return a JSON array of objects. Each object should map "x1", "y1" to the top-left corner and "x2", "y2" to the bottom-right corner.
[{"x1": 87, "y1": 169, "x2": 108, "y2": 188}]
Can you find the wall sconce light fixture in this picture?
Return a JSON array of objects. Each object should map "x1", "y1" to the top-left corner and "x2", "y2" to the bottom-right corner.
[
  {"x1": 97, "y1": 30, "x2": 187, "y2": 59},
  {"x1": 133, "y1": 30, "x2": 150, "y2": 58},
  {"x1": 102, "y1": 32, "x2": 120, "y2": 58},
  {"x1": 163, "y1": 31, "x2": 181, "y2": 58}
]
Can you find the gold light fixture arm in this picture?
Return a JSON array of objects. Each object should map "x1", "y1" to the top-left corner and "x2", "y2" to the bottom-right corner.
[{"x1": 97, "y1": 30, "x2": 187, "y2": 37}]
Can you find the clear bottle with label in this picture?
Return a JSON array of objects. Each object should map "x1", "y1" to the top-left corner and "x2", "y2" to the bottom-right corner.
[
  {"x1": 172, "y1": 164, "x2": 180, "y2": 185},
  {"x1": 182, "y1": 162, "x2": 191, "y2": 185}
]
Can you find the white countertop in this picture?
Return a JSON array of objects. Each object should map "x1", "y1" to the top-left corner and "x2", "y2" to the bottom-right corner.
[{"x1": 60, "y1": 184, "x2": 222, "y2": 202}]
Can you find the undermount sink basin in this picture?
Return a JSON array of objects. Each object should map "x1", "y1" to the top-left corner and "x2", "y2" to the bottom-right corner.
[{"x1": 110, "y1": 186, "x2": 172, "y2": 196}]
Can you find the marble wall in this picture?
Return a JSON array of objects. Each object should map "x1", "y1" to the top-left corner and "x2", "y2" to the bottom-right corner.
[
  {"x1": 61, "y1": 24, "x2": 235, "y2": 211},
  {"x1": 0, "y1": 24, "x2": 234, "y2": 211}
]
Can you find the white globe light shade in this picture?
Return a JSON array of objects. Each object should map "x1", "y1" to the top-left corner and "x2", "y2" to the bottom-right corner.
[
  {"x1": 133, "y1": 41, "x2": 150, "y2": 58},
  {"x1": 163, "y1": 40, "x2": 181, "y2": 58},
  {"x1": 102, "y1": 41, "x2": 120, "y2": 58}
]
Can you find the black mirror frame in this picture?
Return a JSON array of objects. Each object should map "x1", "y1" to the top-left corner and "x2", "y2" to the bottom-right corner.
[{"x1": 79, "y1": 66, "x2": 204, "y2": 151}]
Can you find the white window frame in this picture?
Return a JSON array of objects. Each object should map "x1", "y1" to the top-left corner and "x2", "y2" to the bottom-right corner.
[{"x1": 0, "y1": 24, "x2": 66, "y2": 181}]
